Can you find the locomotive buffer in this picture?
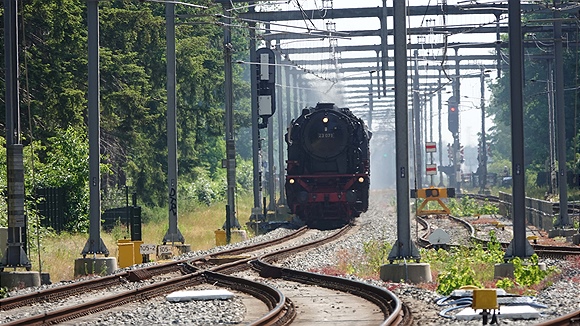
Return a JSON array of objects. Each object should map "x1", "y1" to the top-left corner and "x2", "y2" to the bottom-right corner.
[{"x1": 410, "y1": 186, "x2": 455, "y2": 216}]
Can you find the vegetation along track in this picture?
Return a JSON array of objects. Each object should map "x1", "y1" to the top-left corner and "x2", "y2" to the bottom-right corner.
[
  {"x1": 417, "y1": 194, "x2": 580, "y2": 259},
  {"x1": 1, "y1": 224, "x2": 410, "y2": 325}
]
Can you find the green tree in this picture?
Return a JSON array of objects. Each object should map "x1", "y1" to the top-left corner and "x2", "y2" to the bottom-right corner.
[
  {"x1": 487, "y1": 12, "x2": 580, "y2": 184},
  {"x1": 35, "y1": 127, "x2": 92, "y2": 231},
  {"x1": 1, "y1": 0, "x2": 253, "y2": 228}
]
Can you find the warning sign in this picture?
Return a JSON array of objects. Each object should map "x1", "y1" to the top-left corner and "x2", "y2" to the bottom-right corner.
[
  {"x1": 425, "y1": 142, "x2": 437, "y2": 153},
  {"x1": 426, "y1": 164, "x2": 437, "y2": 175}
]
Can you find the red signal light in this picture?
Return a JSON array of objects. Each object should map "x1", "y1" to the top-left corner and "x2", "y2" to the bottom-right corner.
[{"x1": 450, "y1": 107, "x2": 457, "y2": 112}]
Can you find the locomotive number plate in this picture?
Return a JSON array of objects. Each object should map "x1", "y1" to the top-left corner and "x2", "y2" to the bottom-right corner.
[{"x1": 318, "y1": 133, "x2": 334, "y2": 138}]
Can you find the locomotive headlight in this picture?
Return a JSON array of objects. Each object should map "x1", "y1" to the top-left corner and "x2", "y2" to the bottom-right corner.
[
  {"x1": 358, "y1": 177, "x2": 365, "y2": 183},
  {"x1": 289, "y1": 178, "x2": 295, "y2": 184},
  {"x1": 322, "y1": 117, "x2": 329, "y2": 123}
]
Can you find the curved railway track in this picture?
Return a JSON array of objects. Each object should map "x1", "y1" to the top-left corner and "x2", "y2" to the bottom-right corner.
[
  {"x1": 0, "y1": 226, "x2": 310, "y2": 312},
  {"x1": 417, "y1": 212, "x2": 580, "y2": 259},
  {"x1": 416, "y1": 195, "x2": 580, "y2": 325},
  {"x1": 443, "y1": 193, "x2": 580, "y2": 258},
  {"x1": 1, "y1": 225, "x2": 410, "y2": 325}
]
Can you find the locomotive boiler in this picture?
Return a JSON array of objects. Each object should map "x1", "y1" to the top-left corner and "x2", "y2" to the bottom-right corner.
[{"x1": 285, "y1": 103, "x2": 371, "y2": 229}]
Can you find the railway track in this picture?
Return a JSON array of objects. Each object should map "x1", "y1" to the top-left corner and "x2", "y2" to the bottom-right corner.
[
  {"x1": 415, "y1": 197, "x2": 580, "y2": 325},
  {"x1": 417, "y1": 212, "x2": 580, "y2": 259},
  {"x1": 1, "y1": 224, "x2": 410, "y2": 325},
  {"x1": 535, "y1": 309, "x2": 580, "y2": 326},
  {"x1": 0, "y1": 226, "x2": 310, "y2": 312}
]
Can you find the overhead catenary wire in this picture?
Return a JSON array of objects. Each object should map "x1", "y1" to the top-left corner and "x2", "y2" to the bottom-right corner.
[
  {"x1": 214, "y1": 20, "x2": 351, "y2": 41},
  {"x1": 293, "y1": 0, "x2": 322, "y2": 32},
  {"x1": 140, "y1": 0, "x2": 208, "y2": 9},
  {"x1": 227, "y1": 1, "x2": 291, "y2": 13},
  {"x1": 220, "y1": 13, "x2": 350, "y2": 37}
]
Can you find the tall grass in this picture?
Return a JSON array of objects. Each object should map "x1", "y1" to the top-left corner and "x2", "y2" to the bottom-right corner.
[{"x1": 11, "y1": 194, "x2": 254, "y2": 283}]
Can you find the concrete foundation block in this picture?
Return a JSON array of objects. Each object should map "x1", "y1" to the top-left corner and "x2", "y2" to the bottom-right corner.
[
  {"x1": 74, "y1": 257, "x2": 117, "y2": 278},
  {"x1": 380, "y1": 263, "x2": 432, "y2": 284},
  {"x1": 494, "y1": 263, "x2": 514, "y2": 279},
  {"x1": 495, "y1": 261, "x2": 546, "y2": 279},
  {"x1": 232, "y1": 230, "x2": 248, "y2": 242},
  {"x1": 548, "y1": 229, "x2": 577, "y2": 238},
  {"x1": 0, "y1": 271, "x2": 41, "y2": 289}
]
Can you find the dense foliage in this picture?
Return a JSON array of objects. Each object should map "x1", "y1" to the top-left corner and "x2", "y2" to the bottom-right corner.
[
  {"x1": 0, "y1": 1, "x2": 253, "y2": 231},
  {"x1": 487, "y1": 10, "x2": 580, "y2": 186}
]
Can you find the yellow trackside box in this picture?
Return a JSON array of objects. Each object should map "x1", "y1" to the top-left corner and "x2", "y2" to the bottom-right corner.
[
  {"x1": 118, "y1": 241, "x2": 135, "y2": 268},
  {"x1": 411, "y1": 187, "x2": 455, "y2": 198},
  {"x1": 472, "y1": 289, "x2": 499, "y2": 310}
]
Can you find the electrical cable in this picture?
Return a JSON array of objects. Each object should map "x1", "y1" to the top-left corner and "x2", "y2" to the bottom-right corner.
[
  {"x1": 142, "y1": 0, "x2": 208, "y2": 9},
  {"x1": 435, "y1": 295, "x2": 474, "y2": 319},
  {"x1": 21, "y1": 3, "x2": 42, "y2": 274},
  {"x1": 293, "y1": 0, "x2": 316, "y2": 32},
  {"x1": 421, "y1": 0, "x2": 432, "y2": 28},
  {"x1": 271, "y1": 45, "x2": 338, "y2": 83},
  {"x1": 574, "y1": 18, "x2": 579, "y2": 176},
  {"x1": 439, "y1": 304, "x2": 472, "y2": 319},
  {"x1": 226, "y1": 1, "x2": 292, "y2": 13},
  {"x1": 219, "y1": 14, "x2": 350, "y2": 38}
]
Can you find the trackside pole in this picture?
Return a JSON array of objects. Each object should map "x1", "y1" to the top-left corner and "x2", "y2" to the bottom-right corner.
[
  {"x1": 1, "y1": 0, "x2": 32, "y2": 271},
  {"x1": 382, "y1": 0, "x2": 430, "y2": 284},
  {"x1": 163, "y1": 2, "x2": 185, "y2": 245},
  {"x1": 503, "y1": 0, "x2": 533, "y2": 260},
  {"x1": 222, "y1": 2, "x2": 241, "y2": 236},
  {"x1": 248, "y1": 5, "x2": 264, "y2": 230},
  {"x1": 75, "y1": 0, "x2": 117, "y2": 279},
  {"x1": 387, "y1": 0, "x2": 420, "y2": 263},
  {"x1": 82, "y1": 0, "x2": 109, "y2": 257}
]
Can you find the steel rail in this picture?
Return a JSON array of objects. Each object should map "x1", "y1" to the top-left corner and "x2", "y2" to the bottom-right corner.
[
  {"x1": 0, "y1": 226, "x2": 308, "y2": 311},
  {"x1": 203, "y1": 271, "x2": 296, "y2": 326},
  {"x1": 250, "y1": 259, "x2": 408, "y2": 325},
  {"x1": 3, "y1": 225, "x2": 364, "y2": 325}
]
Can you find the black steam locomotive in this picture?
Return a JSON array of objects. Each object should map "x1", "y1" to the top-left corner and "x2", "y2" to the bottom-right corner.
[{"x1": 285, "y1": 103, "x2": 371, "y2": 229}]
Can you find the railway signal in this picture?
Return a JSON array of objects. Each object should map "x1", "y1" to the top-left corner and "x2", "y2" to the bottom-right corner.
[
  {"x1": 448, "y1": 96, "x2": 459, "y2": 134},
  {"x1": 256, "y1": 47, "x2": 276, "y2": 128}
]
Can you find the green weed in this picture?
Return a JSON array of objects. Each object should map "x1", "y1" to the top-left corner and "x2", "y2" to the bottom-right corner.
[{"x1": 0, "y1": 286, "x2": 8, "y2": 299}]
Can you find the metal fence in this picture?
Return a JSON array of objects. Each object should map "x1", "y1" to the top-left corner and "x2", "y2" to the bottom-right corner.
[
  {"x1": 36, "y1": 187, "x2": 68, "y2": 232},
  {"x1": 498, "y1": 192, "x2": 554, "y2": 231},
  {"x1": 35, "y1": 187, "x2": 141, "y2": 239}
]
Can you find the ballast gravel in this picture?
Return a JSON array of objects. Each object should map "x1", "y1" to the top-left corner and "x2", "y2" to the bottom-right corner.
[{"x1": 4, "y1": 190, "x2": 580, "y2": 325}]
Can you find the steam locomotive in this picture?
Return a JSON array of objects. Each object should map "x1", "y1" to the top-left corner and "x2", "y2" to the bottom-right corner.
[{"x1": 285, "y1": 103, "x2": 371, "y2": 229}]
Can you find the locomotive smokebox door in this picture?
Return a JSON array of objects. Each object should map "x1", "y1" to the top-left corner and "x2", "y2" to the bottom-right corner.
[{"x1": 256, "y1": 47, "x2": 276, "y2": 128}]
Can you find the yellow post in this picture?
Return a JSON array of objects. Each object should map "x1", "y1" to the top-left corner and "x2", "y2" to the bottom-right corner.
[
  {"x1": 215, "y1": 229, "x2": 227, "y2": 246},
  {"x1": 132, "y1": 240, "x2": 144, "y2": 264},
  {"x1": 117, "y1": 241, "x2": 135, "y2": 268}
]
